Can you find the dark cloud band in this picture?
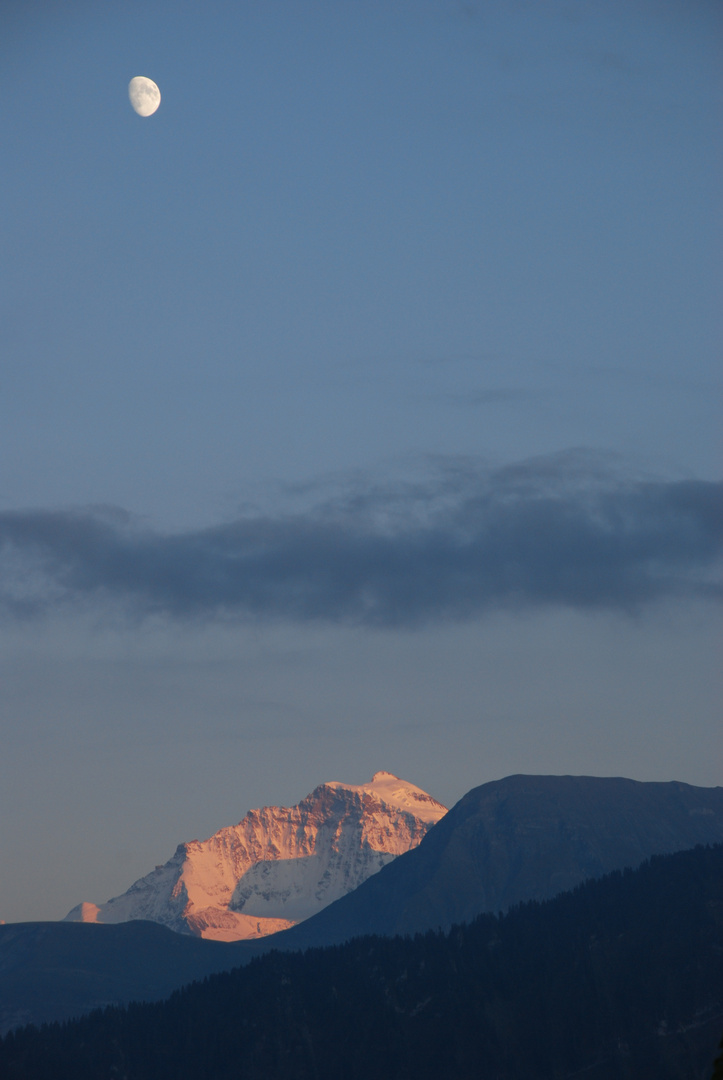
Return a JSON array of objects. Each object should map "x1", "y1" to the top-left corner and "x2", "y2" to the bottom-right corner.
[{"x1": 1, "y1": 458, "x2": 721, "y2": 625}]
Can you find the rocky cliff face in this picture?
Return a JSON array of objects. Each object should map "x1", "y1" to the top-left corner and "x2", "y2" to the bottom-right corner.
[{"x1": 64, "y1": 772, "x2": 446, "y2": 941}]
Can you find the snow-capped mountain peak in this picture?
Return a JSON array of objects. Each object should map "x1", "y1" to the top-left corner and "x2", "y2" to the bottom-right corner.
[
  {"x1": 326, "y1": 771, "x2": 447, "y2": 823},
  {"x1": 65, "y1": 773, "x2": 447, "y2": 942}
]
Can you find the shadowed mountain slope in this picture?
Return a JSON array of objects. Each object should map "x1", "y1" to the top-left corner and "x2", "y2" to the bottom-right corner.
[{"x1": 264, "y1": 774, "x2": 723, "y2": 950}]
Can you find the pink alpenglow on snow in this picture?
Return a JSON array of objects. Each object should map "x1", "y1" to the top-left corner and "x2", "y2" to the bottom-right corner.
[{"x1": 64, "y1": 773, "x2": 447, "y2": 942}]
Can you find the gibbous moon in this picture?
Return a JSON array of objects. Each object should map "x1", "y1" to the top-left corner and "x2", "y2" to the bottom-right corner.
[{"x1": 128, "y1": 76, "x2": 161, "y2": 117}]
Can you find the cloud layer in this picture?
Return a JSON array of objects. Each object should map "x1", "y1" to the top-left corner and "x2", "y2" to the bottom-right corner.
[{"x1": 1, "y1": 456, "x2": 721, "y2": 626}]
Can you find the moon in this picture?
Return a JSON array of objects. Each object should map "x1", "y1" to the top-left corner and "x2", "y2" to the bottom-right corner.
[{"x1": 128, "y1": 76, "x2": 161, "y2": 117}]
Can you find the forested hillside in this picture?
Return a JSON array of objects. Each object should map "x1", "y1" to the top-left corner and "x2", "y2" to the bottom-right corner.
[{"x1": 2, "y1": 844, "x2": 722, "y2": 1080}]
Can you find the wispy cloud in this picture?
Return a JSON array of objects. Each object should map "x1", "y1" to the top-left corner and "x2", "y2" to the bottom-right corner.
[{"x1": 1, "y1": 454, "x2": 720, "y2": 626}]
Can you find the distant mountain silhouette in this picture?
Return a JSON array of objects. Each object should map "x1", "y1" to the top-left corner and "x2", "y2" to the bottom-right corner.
[
  {"x1": 263, "y1": 774, "x2": 723, "y2": 949},
  {"x1": 0, "y1": 920, "x2": 242, "y2": 1035}
]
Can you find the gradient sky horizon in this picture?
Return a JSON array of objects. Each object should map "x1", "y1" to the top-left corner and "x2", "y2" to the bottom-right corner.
[{"x1": 1, "y1": 0, "x2": 721, "y2": 924}]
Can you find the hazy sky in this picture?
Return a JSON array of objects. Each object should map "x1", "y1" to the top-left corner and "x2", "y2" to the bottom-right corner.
[{"x1": 1, "y1": 0, "x2": 721, "y2": 923}]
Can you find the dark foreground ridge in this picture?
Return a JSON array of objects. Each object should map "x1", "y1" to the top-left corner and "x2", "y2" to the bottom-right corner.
[
  {"x1": 2, "y1": 843, "x2": 722, "y2": 1080},
  {"x1": 0, "y1": 920, "x2": 243, "y2": 1035}
]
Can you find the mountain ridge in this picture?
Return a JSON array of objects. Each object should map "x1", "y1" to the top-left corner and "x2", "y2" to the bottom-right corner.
[
  {"x1": 251, "y1": 773, "x2": 723, "y2": 950},
  {"x1": 4, "y1": 773, "x2": 723, "y2": 1035},
  {"x1": 64, "y1": 772, "x2": 447, "y2": 941}
]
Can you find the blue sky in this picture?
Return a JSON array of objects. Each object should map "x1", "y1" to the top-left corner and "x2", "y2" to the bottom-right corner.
[{"x1": 0, "y1": 0, "x2": 721, "y2": 922}]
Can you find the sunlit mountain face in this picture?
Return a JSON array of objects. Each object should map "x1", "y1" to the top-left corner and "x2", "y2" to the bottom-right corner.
[{"x1": 64, "y1": 772, "x2": 447, "y2": 941}]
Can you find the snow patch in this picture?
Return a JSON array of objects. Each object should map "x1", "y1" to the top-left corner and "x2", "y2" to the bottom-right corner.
[{"x1": 327, "y1": 771, "x2": 447, "y2": 824}]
